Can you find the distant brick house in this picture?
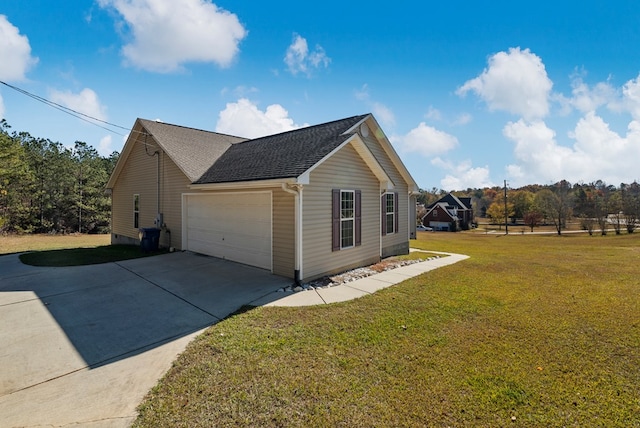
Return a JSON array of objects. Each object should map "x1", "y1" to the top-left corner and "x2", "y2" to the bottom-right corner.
[{"x1": 422, "y1": 193, "x2": 473, "y2": 231}]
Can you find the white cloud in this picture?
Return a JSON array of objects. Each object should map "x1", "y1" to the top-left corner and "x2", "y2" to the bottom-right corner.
[
  {"x1": 98, "y1": 135, "x2": 113, "y2": 156},
  {"x1": 49, "y1": 88, "x2": 108, "y2": 122},
  {"x1": 432, "y1": 157, "x2": 494, "y2": 190},
  {"x1": 453, "y1": 112, "x2": 472, "y2": 125},
  {"x1": 98, "y1": 0, "x2": 246, "y2": 72},
  {"x1": 395, "y1": 122, "x2": 459, "y2": 157},
  {"x1": 284, "y1": 34, "x2": 330, "y2": 76},
  {"x1": 354, "y1": 84, "x2": 395, "y2": 127},
  {"x1": 215, "y1": 98, "x2": 307, "y2": 138},
  {"x1": 0, "y1": 95, "x2": 5, "y2": 119},
  {"x1": 569, "y1": 77, "x2": 616, "y2": 113},
  {"x1": 425, "y1": 106, "x2": 442, "y2": 121},
  {"x1": 503, "y1": 114, "x2": 640, "y2": 186},
  {"x1": 355, "y1": 84, "x2": 370, "y2": 101},
  {"x1": 372, "y1": 102, "x2": 396, "y2": 127},
  {"x1": 621, "y1": 75, "x2": 640, "y2": 121},
  {"x1": 457, "y1": 47, "x2": 552, "y2": 120},
  {"x1": 0, "y1": 15, "x2": 38, "y2": 81}
]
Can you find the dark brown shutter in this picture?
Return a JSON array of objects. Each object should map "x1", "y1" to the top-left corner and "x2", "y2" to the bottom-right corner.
[
  {"x1": 332, "y1": 189, "x2": 340, "y2": 251},
  {"x1": 394, "y1": 192, "x2": 399, "y2": 233},
  {"x1": 381, "y1": 195, "x2": 386, "y2": 236},
  {"x1": 355, "y1": 190, "x2": 361, "y2": 246}
]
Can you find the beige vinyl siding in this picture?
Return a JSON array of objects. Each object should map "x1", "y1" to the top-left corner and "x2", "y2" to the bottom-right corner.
[
  {"x1": 111, "y1": 137, "x2": 162, "y2": 242},
  {"x1": 361, "y1": 125, "x2": 409, "y2": 256},
  {"x1": 302, "y1": 143, "x2": 380, "y2": 281},
  {"x1": 111, "y1": 138, "x2": 191, "y2": 248},
  {"x1": 272, "y1": 187, "x2": 295, "y2": 278},
  {"x1": 159, "y1": 151, "x2": 191, "y2": 248}
]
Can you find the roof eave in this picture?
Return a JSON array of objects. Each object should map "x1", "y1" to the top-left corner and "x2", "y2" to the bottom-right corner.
[{"x1": 189, "y1": 177, "x2": 298, "y2": 191}]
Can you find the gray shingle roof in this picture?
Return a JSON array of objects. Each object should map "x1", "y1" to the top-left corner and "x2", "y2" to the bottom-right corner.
[
  {"x1": 194, "y1": 114, "x2": 369, "y2": 184},
  {"x1": 139, "y1": 119, "x2": 247, "y2": 182}
]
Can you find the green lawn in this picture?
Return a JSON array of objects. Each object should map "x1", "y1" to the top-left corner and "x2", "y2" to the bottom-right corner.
[
  {"x1": 133, "y1": 232, "x2": 640, "y2": 427},
  {"x1": 0, "y1": 233, "x2": 111, "y2": 255}
]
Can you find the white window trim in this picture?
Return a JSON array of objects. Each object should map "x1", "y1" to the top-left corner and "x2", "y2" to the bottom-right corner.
[{"x1": 384, "y1": 192, "x2": 395, "y2": 235}]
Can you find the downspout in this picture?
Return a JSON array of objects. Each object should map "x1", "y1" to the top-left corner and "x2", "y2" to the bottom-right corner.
[
  {"x1": 157, "y1": 152, "x2": 160, "y2": 218},
  {"x1": 282, "y1": 183, "x2": 303, "y2": 285},
  {"x1": 409, "y1": 190, "x2": 420, "y2": 240}
]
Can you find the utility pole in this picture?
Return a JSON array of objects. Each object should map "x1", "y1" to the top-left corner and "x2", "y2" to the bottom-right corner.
[{"x1": 504, "y1": 180, "x2": 508, "y2": 235}]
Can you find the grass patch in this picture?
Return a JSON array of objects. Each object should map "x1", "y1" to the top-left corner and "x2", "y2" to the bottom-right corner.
[
  {"x1": 19, "y1": 244, "x2": 166, "y2": 266},
  {"x1": 134, "y1": 232, "x2": 640, "y2": 427},
  {"x1": 0, "y1": 233, "x2": 110, "y2": 255}
]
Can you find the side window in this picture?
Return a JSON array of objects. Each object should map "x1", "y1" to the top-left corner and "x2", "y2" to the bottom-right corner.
[
  {"x1": 382, "y1": 192, "x2": 399, "y2": 235},
  {"x1": 341, "y1": 190, "x2": 355, "y2": 248},
  {"x1": 133, "y1": 194, "x2": 140, "y2": 228},
  {"x1": 385, "y1": 193, "x2": 395, "y2": 234},
  {"x1": 332, "y1": 189, "x2": 361, "y2": 251}
]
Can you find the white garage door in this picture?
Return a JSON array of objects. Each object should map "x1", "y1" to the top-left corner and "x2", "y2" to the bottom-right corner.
[{"x1": 184, "y1": 192, "x2": 272, "y2": 270}]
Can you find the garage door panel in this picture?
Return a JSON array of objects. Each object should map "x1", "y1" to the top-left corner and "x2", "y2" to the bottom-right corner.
[{"x1": 184, "y1": 193, "x2": 272, "y2": 270}]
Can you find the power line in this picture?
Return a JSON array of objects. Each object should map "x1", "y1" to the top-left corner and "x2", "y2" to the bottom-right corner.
[{"x1": 0, "y1": 80, "x2": 131, "y2": 136}]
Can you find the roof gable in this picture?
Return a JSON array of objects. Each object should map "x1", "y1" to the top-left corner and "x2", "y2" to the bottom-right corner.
[
  {"x1": 424, "y1": 202, "x2": 458, "y2": 221},
  {"x1": 346, "y1": 115, "x2": 418, "y2": 193},
  {"x1": 427, "y1": 193, "x2": 472, "y2": 211},
  {"x1": 106, "y1": 119, "x2": 247, "y2": 189},
  {"x1": 138, "y1": 119, "x2": 247, "y2": 182}
]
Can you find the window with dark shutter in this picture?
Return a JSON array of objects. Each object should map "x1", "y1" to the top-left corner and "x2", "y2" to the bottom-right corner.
[
  {"x1": 382, "y1": 192, "x2": 397, "y2": 235},
  {"x1": 332, "y1": 189, "x2": 360, "y2": 250}
]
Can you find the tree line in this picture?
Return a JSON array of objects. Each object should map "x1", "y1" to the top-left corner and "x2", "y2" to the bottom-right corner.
[
  {"x1": 418, "y1": 180, "x2": 640, "y2": 235},
  {"x1": 0, "y1": 120, "x2": 118, "y2": 234}
]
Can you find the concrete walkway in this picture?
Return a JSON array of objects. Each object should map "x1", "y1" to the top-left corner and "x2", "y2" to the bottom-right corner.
[{"x1": 256, "y1": 251, "x2": 469, "y2": 307}]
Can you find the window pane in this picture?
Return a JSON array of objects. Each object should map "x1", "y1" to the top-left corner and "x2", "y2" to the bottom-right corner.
[
  {"x1": 386, "y1": 193, "x2": 394, "y2": 214},
  {"x1": 341, "y1": 219, "x2": 354, "y2": 247},
  {"x1": 386, "y1": 213, "x2": 394, "y2": 234},
  {"x1": 341, "y1": 191, "x2": 354, "y2": 219}
]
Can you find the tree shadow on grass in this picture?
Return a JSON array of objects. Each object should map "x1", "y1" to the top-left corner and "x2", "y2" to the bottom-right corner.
[{"x1": 19, "y1": 245, "x2": 167, "y2": 267}]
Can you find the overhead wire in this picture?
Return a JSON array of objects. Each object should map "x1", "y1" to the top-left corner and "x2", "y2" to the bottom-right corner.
[{"x1": 0, "y1": 80, "x2": 151, "y2": 140}]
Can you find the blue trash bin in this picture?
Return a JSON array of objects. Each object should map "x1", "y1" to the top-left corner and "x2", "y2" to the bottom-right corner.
[{"x1": 139, "y1": 228, "x2": 160, "y2": 251}]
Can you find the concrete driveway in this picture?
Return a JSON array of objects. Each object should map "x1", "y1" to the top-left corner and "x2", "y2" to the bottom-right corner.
[{"x1": 0, "y1": 251, "x2": 291, "y2": 427}]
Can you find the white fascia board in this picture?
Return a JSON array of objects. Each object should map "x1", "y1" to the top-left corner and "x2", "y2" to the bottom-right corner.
[
  {"x1": 189, "y1": 177, "x2": 296, "y2": 191},
  {"x1": 298, "y1": 133, "x2": 392, "y2": 191}
]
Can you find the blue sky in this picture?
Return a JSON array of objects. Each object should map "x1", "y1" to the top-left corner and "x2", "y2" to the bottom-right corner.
[{"x1": 2, "y1": 1, "x2": 640, "y2": 190}]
